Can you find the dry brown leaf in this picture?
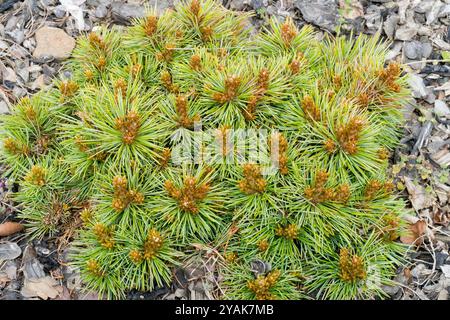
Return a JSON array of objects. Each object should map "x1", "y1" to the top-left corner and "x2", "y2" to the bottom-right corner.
[
  {"x1": 404, "y1": 177, "x2": 434, "y2": 212},
  {"x1": 432, "y1": 209, "x2": 449, "y2": 226},
  {"x1": 400, "y1": 219, "x2": 427, "y2": 246},
  {"x1": 0, "y1": 222, "x2": 24, "y2": 237},
  {"x1": 21, "y1": 276, "x2": 63, "y2": 300}
]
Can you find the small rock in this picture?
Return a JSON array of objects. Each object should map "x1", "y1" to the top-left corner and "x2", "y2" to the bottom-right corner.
[
  {"x1": 31, "y1": 74, "x2": 49, "y2": 90},
  {"x1": 421, "y1": 42, "x2": 433, "y2": 59},
  {"x1": 22, "y1": 38, "x2": 35, "y2": 51},
  {"x1": 174, "y1": 288, "x2": 186, "y2": 298},
  {"x1": 437, "y1": 289, "x2": 448, "y2": 300},
  {"x1": 404, "y1": 41, "x2": 423, "y2": 60},
  {"x1": 433, "y1": 38, "x2": 450, "y2": 51},
  {"x1": 0, "y1": 40, "x2": 8, "y2": 50},
  {"x1": 111, "y1": 2, "x2": 146, "y2": 20},
  {"x1": 53, "y1": 5, "x2": 67, "y2": 19},
  {"x1": 95, "y1": 5, "x2": 108, "y2": 18},
  {"x1": 442, "y1": 265, "x2": 450, "y2": 278},
  {"x1": 33, "y1": 27, "x2": 75, "y2": 60},
  {"x1": 4, "y1": 16, "x2": 19, "y2": 32},
  {"x1": 42, "y1": 64, "x2": 56, "y2": 77},
  {"x1": 411, "y1": 263, "x2": 431, "y2": 279},
  {"x1": 295, "y1": 0, "x2": 339, "y2": 32},
  {"x1": 381, "y1": 284, "x2": 400, "y2": 296},
  {"x1": 1, "y1": 66, "x2": 17, "y2": 83},
  {"x1": 251, "y1": 0, "x2": 264, "y2": 10},
  {"x1": 398, "y1": 0, "x2": 410, "y2": 24},
  {"x1": 229, "y1": 0, "x2": 248, "y2": 11},
  {"x1": 365, "y1": 5, "x2": 382, "y2": 34},
  {"x1": 434, "y1": 100, "x2": 450, "y2": 117},
  {"x1": 339, "y1": 0, "x2": 364, "y2": 20},
  {"x1": 386, "y1": 41, "x2": 403, "y2": 60},
  {"x1": 16, "y1": 61, "x2": 30, "y2": 83},
  {"x1": 395, "y1": 25, "x2": 418, "y2": 41},
  {"x1": 6, "y1": 29, "x2": 25, "y2": 44},
  {"x1": 0, "y1": 242, "x2": 22, "y2": 260},
  {"x1": 12, "y1": 86, "x2": 27, "y2": 99},
  {"x1": 424, "y1": 92, "x2": 436, "y2": 104},
  {"x1": 408, "y1": 74, "x2": 428, "y2": 99},
  {"x1": 426, "y1": 0, "x2": 443, "y2": 25},
  {"x1": 384, "y1": 14, "x2": 399, "y2": 39},
  {"x1": 0, "y1": 101, "x2": 9, "y2": 114}
]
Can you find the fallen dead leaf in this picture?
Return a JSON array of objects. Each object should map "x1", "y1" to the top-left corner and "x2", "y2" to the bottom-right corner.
[
  {"x1": 433, "y1": 209, "x2": 449, "y2": 226},
  {"x1": 404, "y1": 177, "x2": 434, "y2": 212},
  {"x1": 0, "y1": 222, "x2": 24, "y2": 237},
  {"x1": 21, "y1": 276, "x2": 63, "y2": 300},
  {"x1": 400, "y1": 219, "x2": 428, "y2": 246},
  {"x1": 0, "y1": 241, "x2": 22, "y2": 260}
]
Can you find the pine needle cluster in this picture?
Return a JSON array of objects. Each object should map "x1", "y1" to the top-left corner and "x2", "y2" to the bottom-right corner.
[{"x1": 0, "y1": 0, "x2": 411, "y2": 299}]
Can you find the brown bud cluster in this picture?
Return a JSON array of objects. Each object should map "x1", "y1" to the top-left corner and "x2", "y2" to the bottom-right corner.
[
  {"x1": 339, "y1": 248, "x2": 366, "y2": 282},
  {"x1": 335, "y1": 116, "x2": 364, "y2": 155},
  {"x1": 93, "y1": 223, "x2": 115, "y2": 249},
  {"x1": 200, "y1": 26, "x2": 213, "y2": 41},
  {"x1": 111, "y1": 175, "x2": 144, "y2": 212},
  {"x1": 143, "y1": 15, "x2": 158, "y2": 37},
  {"x1": 381, "y1": 213, "x2": 400, "y2": 241},
  {"x1": 59, "y1": 80, "x2": 79, "y2": 100},
  {"x1": 160, "y1": 70, "x2": 179, "y2": 93},
  {"x1": 96, "y1": 56, "x2": 107, "y2": 70},
  {"x1": 258, "y1": 239, "x2": 269, "y2": 252},
  {"x1": 143, "y1": 229, "x2": 164, "y2": 259},
  {"x1": 333, "y1": 75, "x2": 342, "y2": 89},
  {"x1": 377, "y1": 147, "x2": 390, "y2": 160},
  {"x1": 88, "y1": 33, "x2": 108, "y2": 51},
  {"x1": 164, "y1": 176, "x2": 210, "y2": 214},
  {"x1": 158, "y1": 148, "x2": 172, "y2": 168},
  {"x1": 275, "y1": 224, "x2": 298, "y2": 240},
  {"x1": 175, "y1": 95, "x2": 199, "y2": 128},
  {"x1": 84, "y1": 69, "x2": 94, "y2": 81},
  {"x1": 25, "y1": 165, "x2": 46, "y2": 186},
  {"x1": 269, "y1": 133, "x2": 288, "y2": 175},
  {"x1": 364, "y1": 179, "x2": 394, "y2": 200},
  {"x1": 356, "y1": 92, "x2": 370, "y2": 108},
  {"x1": 377, "y1": 62, "x2": 401, "y2": 93},
  {"x1": 280, "y1": 18, "x2": 297, "y2": 46},
  {"x1": 301, "y1": 95, "x2": 321, "y2": 122},
  {"x1": 190, "y1": 54, "x2": 202, "y2": 71},
  {"x1": 129, "y1": 249, "x2": 143, "y2": 264},
  {"x1": 86, "y1": 259, "x2": 104, "y2": 277},
  {"x1": 238, "y1": 164, "x2": 267, "y2": 195},
  {"x1": 80, "y1": 208, "x2": 93, "y2": 225},
  {"x1": 243, "y1": 68, "x2": 270, "y2": 121},
  {"x1": 304, "y1": 170, "x2": 350, "y2": 204},
  {"x1": 247, "y1": 270, "x2": 281, "y2": 300},
  {"x1": 214, "y1": 126, "x2": 233, "y2": 157},
  {"x1": 114, "y1": 78, "x2": 127, "y2": 99},
  {"x1": 114, "y1": 110, "x2": 140, "y2": 145},
  {"x1": 3, "y1": 137, "x2": 29, "y2": 155},
  {"x1": 212, "y1": 75, "x2": 241, "y2": 104},
  {"x1": 225, "y1": 251, "x2": 238, "y2": 263},
  {"x1": 156, "y1": 43, "x2": 176, "y2": 62},
  {"x1": 190, "y1": 0, "x2": 200, "y2": 16}
]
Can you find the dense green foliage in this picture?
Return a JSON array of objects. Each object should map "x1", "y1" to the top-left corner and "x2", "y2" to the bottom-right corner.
[{"x1": 0, "y1": 0, "x2": 411, "y2": 300}]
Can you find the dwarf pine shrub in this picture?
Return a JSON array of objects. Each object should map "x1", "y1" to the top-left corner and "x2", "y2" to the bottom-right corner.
[{"x1": 0, "y1": 0, "x2": 412, "y2": 300}]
